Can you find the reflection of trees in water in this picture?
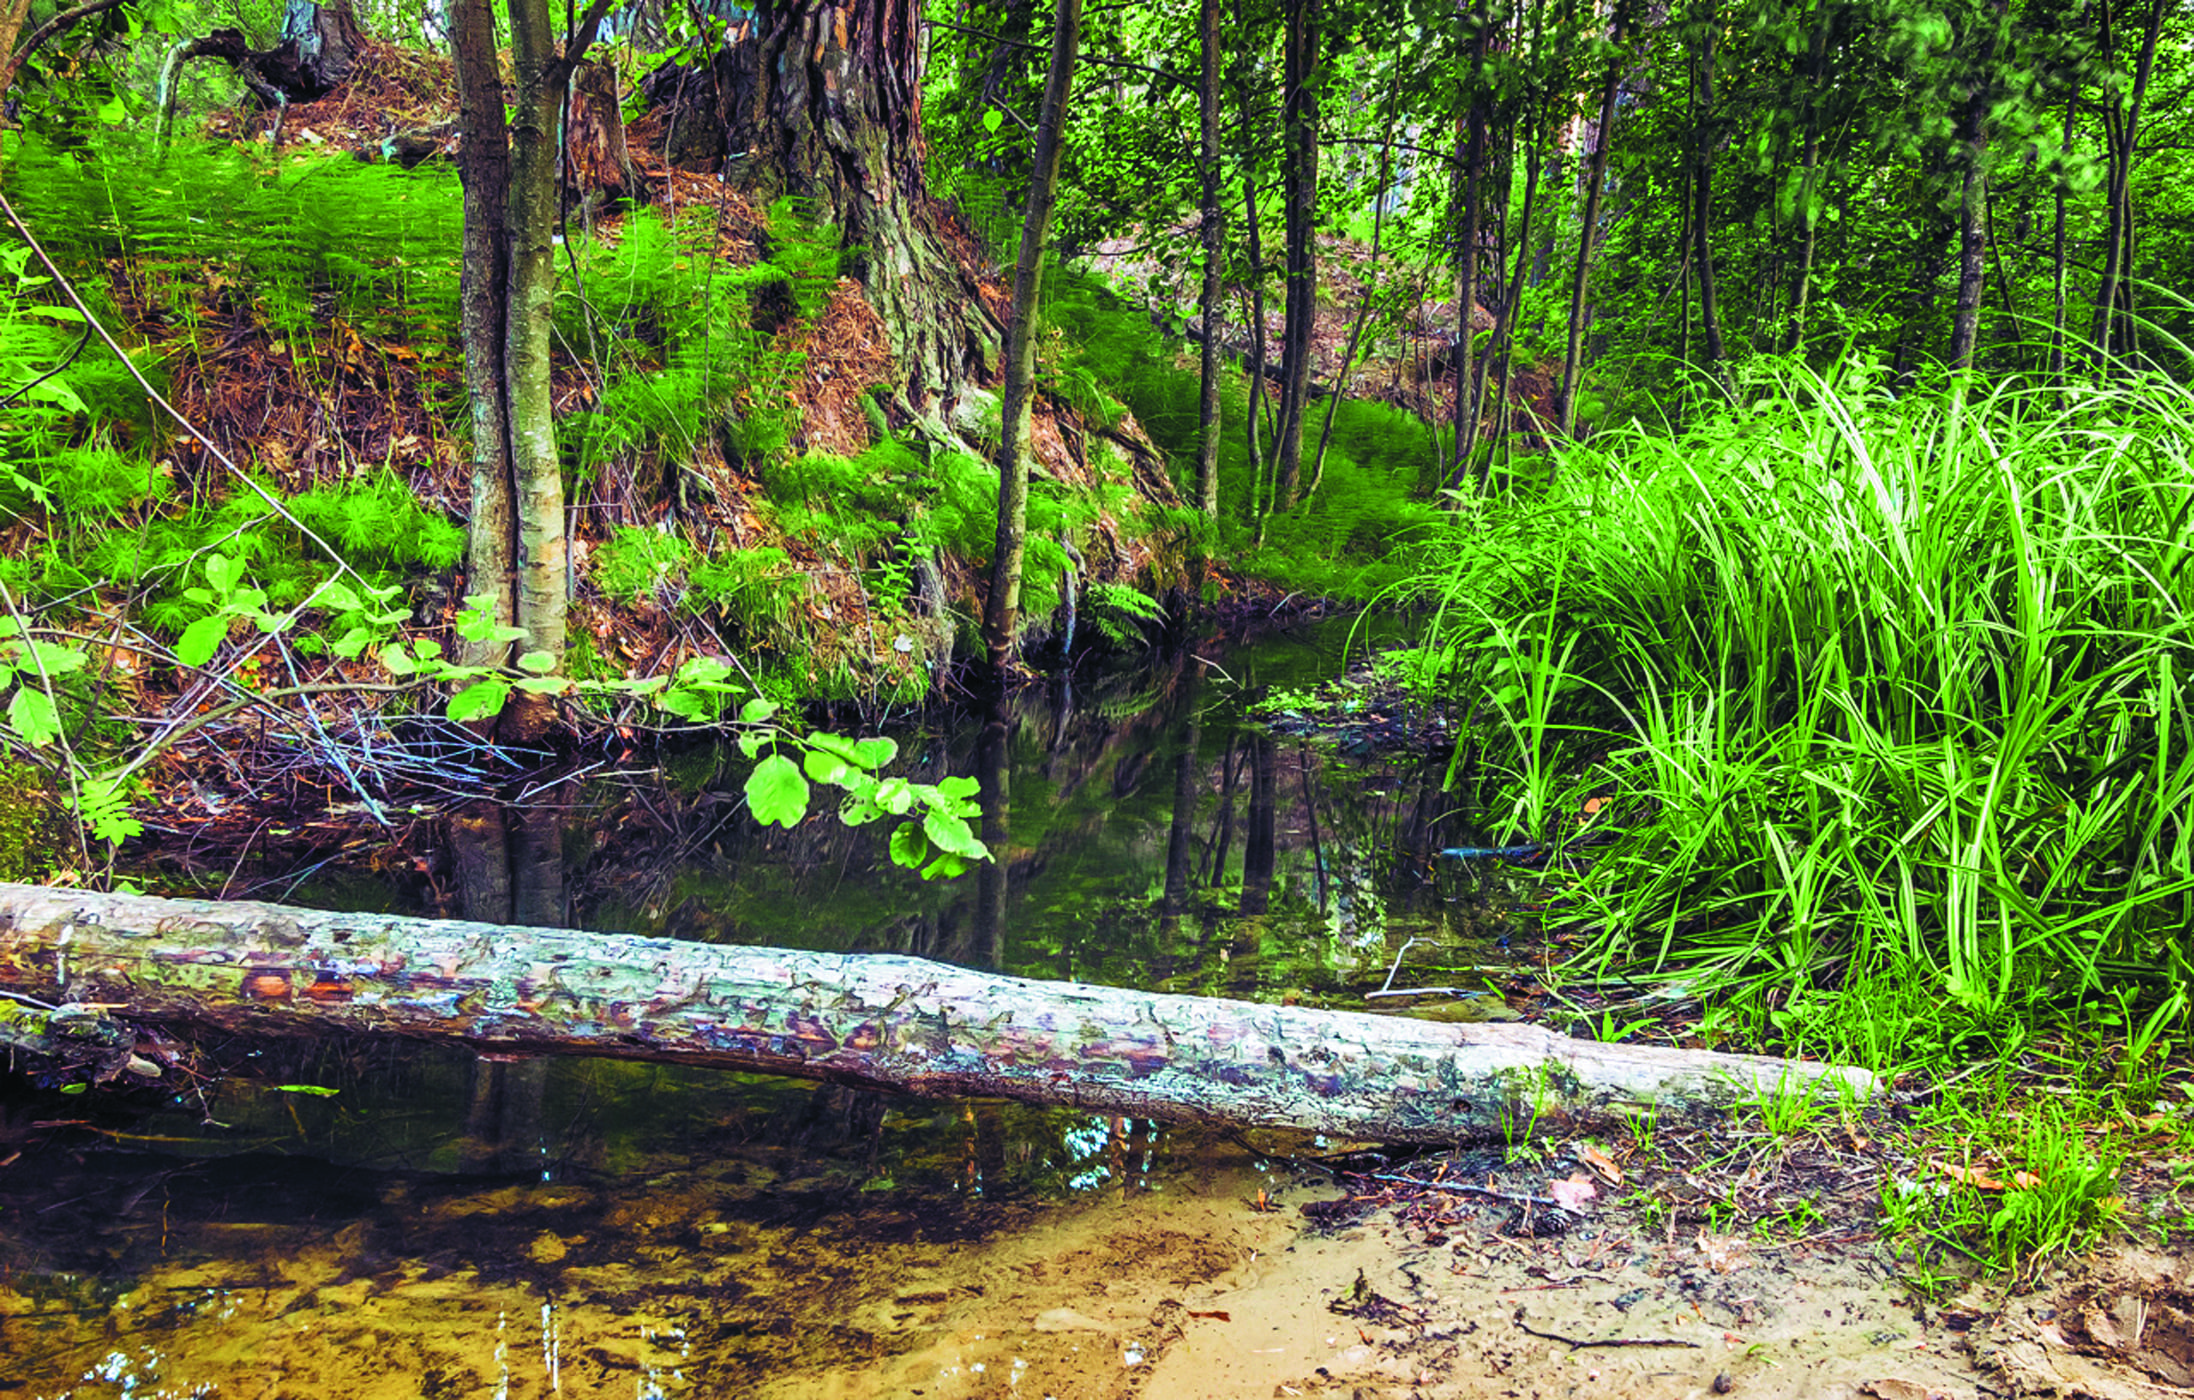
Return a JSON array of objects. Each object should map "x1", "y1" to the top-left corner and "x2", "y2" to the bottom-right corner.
[
  {"x1": 450, "y1": 802, "x2": 562, "y2": 1176},
  {"x1": 489, "y1": 644, "x2": 1464, "y2": 1005}
]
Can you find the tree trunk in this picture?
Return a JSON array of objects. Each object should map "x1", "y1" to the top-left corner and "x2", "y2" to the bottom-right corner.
[
  {"x1": 1688, "y1": 0, "x2": 1727, "y2": 376},
  {"x1": 503, "y1": 0, "x2": 571, "y2": 696},
  {"x1": 982, "y1": 0, "x2": 1081, "y2": 673},
  {"x1": 708, "y1": 0, "x2": 1000, "y2": 407},
  {"x1": 1194, "y1": 0, "x2": 1224, "y2": 524},
  {"x1": 450, "y1": 0, "x2": 516, "y2": 673},
  {"x1": 448, "y1": 0, "x2": 607, "y2": 733},
  {"x1": 1235, "y1": 6, "x2": 1271, "y2": 520},
  {"x1": 2087, "y1": 0, "x2": 2165, "y2": 369},
  {"x1": 1556, "y1": 0, "x2": 1630, "y2": 441},
  {"x1": 563, "y1": 57, "x2": 644, "y2": 214},
  {"x1": 1450, "y1": 1, "x2": 1491, "y2": 485},
  {"x1": 1784, "y1": 6, "x2": 1827, "y2": 354},
  {"x1": 1480, "y1": 112, "x2": 1541, "y2": 484},
  {"x1": 1240, "y1": 731, "x2": 1277, "y2": 914},
  {"x1": 1946, "y1": 0, "x2": 2004, "y2": 372},
  {"x1": 0, "y1": 0, "x2": 36, "y2": 95},
  {"x1": 2048, "y1": 96, "x2": 2076, "y2": 382},
  {"x1": 267, "y1": 0, "x2": 367, "y2": 96},
  {"x1": 0, "y1": 883, "x2": 1877, "y2": 1145},
  {"x1": 1272, "y1": 0, "x2": 1320, "y2": 509}
]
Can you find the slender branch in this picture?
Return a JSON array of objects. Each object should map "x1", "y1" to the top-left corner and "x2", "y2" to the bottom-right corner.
[
  {"x1": 0, "y1": 0, "x2": 128, "y2": 92},
  {"x1": 1326, "y1": 134, "x2": 1464, "y2": 171},
  {"x1": 0, "y1": 189, "x2": 379, "y2": 598},
  {"x1": 101, "y1": 680, "x2": 440, "y2": 791},
  {"x1": 560, "y1": 0, "x2": 623, "y2": 74},
  {"x1": 931, "y1": 17, "x2": 1189, "y2": 89}
]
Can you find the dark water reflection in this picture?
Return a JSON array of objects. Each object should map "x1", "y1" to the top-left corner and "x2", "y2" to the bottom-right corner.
[{"x1": 0, "y1": 622, "x2": 1519, "y2": 1397}]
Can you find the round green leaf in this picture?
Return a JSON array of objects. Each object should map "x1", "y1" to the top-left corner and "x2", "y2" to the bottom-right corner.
[{"x1": 746, "y1": 753, "x2": 811, "y2": 828}]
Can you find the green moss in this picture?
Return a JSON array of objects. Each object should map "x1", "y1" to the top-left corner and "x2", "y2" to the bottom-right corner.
[{"x1": 0, "y1": 763, "x2": 63, "y2": 880}]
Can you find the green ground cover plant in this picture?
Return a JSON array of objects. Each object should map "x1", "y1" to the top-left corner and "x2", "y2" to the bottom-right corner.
[{"x1": 1407, "y1": 358, "x2": 2194, "y2": 1055}]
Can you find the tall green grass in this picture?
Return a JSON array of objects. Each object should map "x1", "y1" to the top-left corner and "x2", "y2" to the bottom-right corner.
[{"x1": 1412, "y1": 359, "x2": 2194, "y2": 1048}]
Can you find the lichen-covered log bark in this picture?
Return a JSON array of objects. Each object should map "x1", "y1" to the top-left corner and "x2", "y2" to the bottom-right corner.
[{"x1": 0, "y1": 883, "x2": 1876, "y2": 1144}]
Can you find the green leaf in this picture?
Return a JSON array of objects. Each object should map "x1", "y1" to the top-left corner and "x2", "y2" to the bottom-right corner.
[
  {"x1": 937, "y1": 774, "x2": 980, "y2": 800},
  {"x1": 803, "y1": 748, "x2": 851, "y2": 785},
  {"x1": 745, "y1": 753, "x2": 810, "y2": 828},
  {"x1": 737, "y1": 730, "x2": 769, "y2": 759},
  {"x1": 455, "y1": 601, "x2": 527, "y2": 644},
  {"x1": 658, "y1": 687, "x2": 715, "y2": 720},
  {"x1": 311, "y1": 580, "x2": 363, "y2": 613},
  {"x1": 272, "y1": 1084, "x2": 339, "y2": 1096},
  {"x1": 739, "y1": 696, "x2": 780, "y2": 724},
  {"x1": 203, "y1": 553, "x2": 241, "y2": 595},
  {"x1": 851, "y1": 737, "x2": 898, "y2": 770},
  {"x1": 516, "y1": 649, "x2": 558, "y2": 674},
  {"x1": 331, "y1": 626, "x2": 374, "y2": 659},
  {"x1": 922, "y1": 807, "x2": 987, "y2": 859},
  {"x1": 889, "y1": 823, "x2": 929, "y2": 868},
  {"x1": 176, "y1": 614, "x2": 229, "y2": 667},
  {"x1": 7, "y1": 638, "x2": 86, "y2": 675},
  {"x1": 807, "y1": 732, "x2": 862, "y2": 763},
  {"x1": 920, "y1": 853, "x2": 971, "y2": 881},
  {"x1": 875, "y1": 777, "x2": 915, "y2": 816},
  {"x1": 514, "y1": 675, "x2": 573, "y2": 695},
  {"x1": 379, "y1": 641, "x2": 418, "y2": 676},
  {"x1": 839, "y1": 792, "x2": 882, "y2": 826},
  {"x1": 982, "y1": 107, "x2": 1004, "y2": 134},
  {"x1": 675, "y1": 655, "x2": 734, "y2": 686},
  {"x1": 447, "y1": 677, "x2": 512, "y2": 722},
  {"x1": 7, "y1": 687, "x2": 60, "y2": 746}
]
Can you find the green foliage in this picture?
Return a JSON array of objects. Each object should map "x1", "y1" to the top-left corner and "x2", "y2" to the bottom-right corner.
[
  {"x1": 592, "y1": 527, "x2": 697, "y2": 606},
  {"x1": 9, "y1": 135, "x2": 464, "y2": 346},
  {"x1": 1084, "y1": 581, "x2": 1166, "y2": 651},
  {"x1": 1037, "y1": 270, "x2": 1443, "y2": 599},
  {"x1": 559, "y1": 199, "x2": 840, "y2": 485},
  {"x1": 1409, "y1": 359, "x2": 2194, "y2": 1039}
]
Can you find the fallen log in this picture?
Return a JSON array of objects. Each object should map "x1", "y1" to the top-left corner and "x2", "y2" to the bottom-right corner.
[{"x1": 0, "y1": 882, "x2": 1875, "y2": 1144}]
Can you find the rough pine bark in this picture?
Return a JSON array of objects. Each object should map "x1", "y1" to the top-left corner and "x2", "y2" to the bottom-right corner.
[{"x1": 709, "y1": 0, "x2": 1000, "y2": 407}]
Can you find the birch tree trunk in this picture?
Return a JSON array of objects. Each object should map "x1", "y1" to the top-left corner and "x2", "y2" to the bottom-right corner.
[{"x1": 0, "y1": 883, "x2": 1877, "y2": 1146}]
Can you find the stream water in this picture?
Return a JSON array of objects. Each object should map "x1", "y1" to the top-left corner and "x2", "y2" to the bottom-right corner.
[{"x1": 1, "y1": 621, "x2": 1526, "y2": 1399}]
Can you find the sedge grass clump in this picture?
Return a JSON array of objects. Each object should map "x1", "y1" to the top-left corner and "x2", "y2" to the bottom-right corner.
[{"x1": 1410, "y1": 357, "x2": 2194, "y2": 1040}]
